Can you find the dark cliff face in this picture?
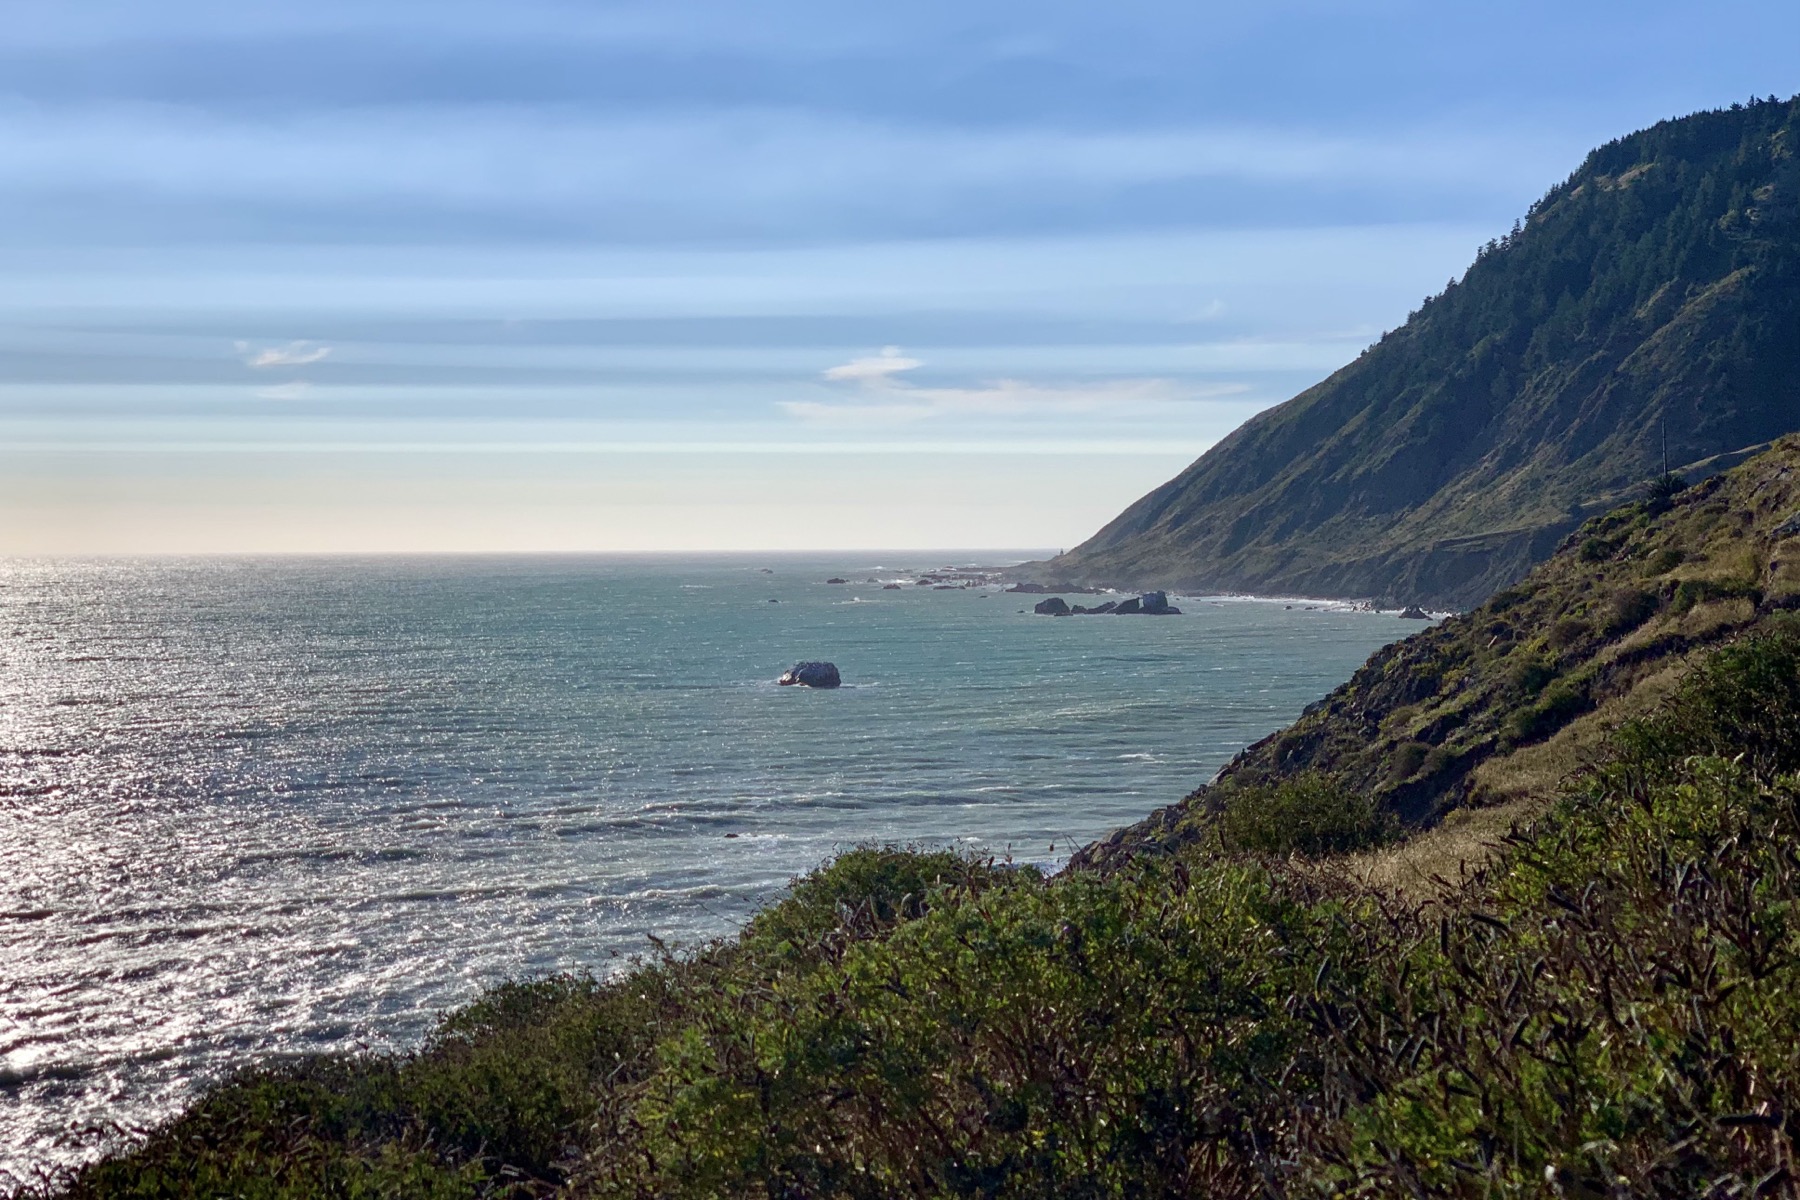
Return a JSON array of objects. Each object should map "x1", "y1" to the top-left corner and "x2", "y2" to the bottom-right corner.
[{"x1": 1042, "y1": 98, "x2": 1800, "y2": 609}]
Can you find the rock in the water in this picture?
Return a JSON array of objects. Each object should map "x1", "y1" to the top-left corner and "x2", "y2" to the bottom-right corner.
[
  {"x1": 881, "y1": 583, "x2": 901, "y2": 589},
  {"x1": 778, "y1": 661, "x2": 842, "y2": 687},
  {"x1": 1082, "y1": 600, "x2": 1119, "y2": 615},
  {"x1": 1033, "y1": 597, "x2": 1071, "y2": 616},
  {"x1": 1138, "y1": 590, "x2": 1181, "y2": 615},
  {"x1": 1399, "y1": 606, "x2": 1430, "y2": 619},
  {"x1": 825, "y1": 577, "x2": 848, "y2": 585},
  {"x1": 1113, "y1": 596, "x2": 1142, "y2": 615}
]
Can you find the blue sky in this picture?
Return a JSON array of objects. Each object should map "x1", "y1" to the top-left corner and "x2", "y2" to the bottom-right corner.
[{"x1": 3, "y1": 1, "x2": 1795, "y2": 552}]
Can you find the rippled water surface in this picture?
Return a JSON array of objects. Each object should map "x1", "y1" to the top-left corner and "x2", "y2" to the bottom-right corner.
[{"x1": 0, "y1": 555, "x2": 1411, "y2": 1178}]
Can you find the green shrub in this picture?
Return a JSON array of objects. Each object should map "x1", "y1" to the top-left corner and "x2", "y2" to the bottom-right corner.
[
  {"x1": 1671, "y1": 577, "x2": 1709, "y2": 612},
  {"x1": 1612, "y1": 618, "x2": 1800, "y2": 782},
  {"x1": 1506, "y1": 654, "x2": 1557, "y2": 697},
  {"x1": 1642, "y1": 546, "x2": 1685, "y2": 575},
  {"x1": 1547, "y1": 615, "x2": 1590, "y2": 649},
  {"x1": 1215, "y1": 773, "x2": 1395, "y2": 856},
  {"x1": 1578, "y1": 535, "x2": 1616, "y2": 563},
  {"x1": 742, "y1": 846, "x2": 1020, "y2": 956},
  {"x1": 1645, "y1": 470, "x2": 1686, "y2": 513},
  {"x1": 1487, "y1": 586, "x2": 1528, "y2": 612},
  {"x1": 1505, "y1": 676, "x2": 1591, "y2": 743},
  {"x1": 1600, "y1": 585, "x2": 1660, "y2": 635},
  {"x1": 1419, "y1": 744, "x2": 1458, "y2": 779},
  {"x1": 1671, "y1": 575, "x2": 1761, "y2": 613},
  {"x1": 1388, "y1": 741, "x2": 1430, "y2": 782}
]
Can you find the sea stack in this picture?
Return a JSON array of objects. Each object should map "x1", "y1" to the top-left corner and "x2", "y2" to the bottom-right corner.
[{"x1": 778, "y1": 661, "x2": 842, "y2": 688}]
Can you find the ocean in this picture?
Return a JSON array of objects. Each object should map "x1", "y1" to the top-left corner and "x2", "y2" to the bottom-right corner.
[{"x1": 0, "y1": 555, "x2": 1412, "y2": 1179}]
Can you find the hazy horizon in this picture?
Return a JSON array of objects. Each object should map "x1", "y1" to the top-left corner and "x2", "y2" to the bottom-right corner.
[{"x1": 5, "y1": 1, "x2": 1796, "y2": 553}]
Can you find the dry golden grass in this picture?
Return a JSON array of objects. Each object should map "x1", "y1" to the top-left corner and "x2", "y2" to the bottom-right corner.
[
  {"x1": 1478, "y1": 654, "x2": 1682, "y2": 792},
  {"x1": 1352, "y1": 656, "x2": 1701, "y2": 901},
  {"x1": 1670, "y1": 596, "x2": 1759, "y2": 639},
  {"x1": 1766, "y1": 551, "x2": 1800, "y2": 607},
  {"x1": 1338, "y1": 800, "x2": 1539, "y2": 900}
]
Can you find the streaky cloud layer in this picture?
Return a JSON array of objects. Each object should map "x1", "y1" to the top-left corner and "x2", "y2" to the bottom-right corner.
[{"x1": 2, "y1": 0, "x2": 1795, "y2": 551}]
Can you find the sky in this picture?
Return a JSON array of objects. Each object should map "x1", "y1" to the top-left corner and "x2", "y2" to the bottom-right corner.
[{"x1": 3, "y1": 1, "x2": 1796, "y2": 554}]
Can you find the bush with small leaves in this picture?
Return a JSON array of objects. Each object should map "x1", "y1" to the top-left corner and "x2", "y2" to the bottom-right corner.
[
  {"x1": 1579, "y1": 535, "x2": 1616, "y2": 563},
  {"x1": 1506, "y1": 654, "x2": 1557, "y2": 697},
  {"x1": 1215, "y1": 773, "x2": 1396, "y2": 856},
  {"x1": 1601, "y1": 586, "x2": 1660, "y2": 635},
  {"x1": 1547, "y1": 616, "x2": 1590, "y2": 649},
  {"x1": 1672, "y1": 575, "x2": 1762, "y2": 613},
  {"x1": 1388, "y1": 741, "x2": 1431, "y2": 782},
  {"x1": 1505, "y1": 676, "x2": 1591, "y2": 743}
]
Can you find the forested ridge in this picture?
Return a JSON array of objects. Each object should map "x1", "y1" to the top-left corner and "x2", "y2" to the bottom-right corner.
[{"x1": 1037, "y1": 96, "x2": 1800, "y2": 608}]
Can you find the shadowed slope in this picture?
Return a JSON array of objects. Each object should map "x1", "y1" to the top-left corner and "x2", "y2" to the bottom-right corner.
[{"x1": 1038, "y1": 97, "x2": 1800, "y2": 608}]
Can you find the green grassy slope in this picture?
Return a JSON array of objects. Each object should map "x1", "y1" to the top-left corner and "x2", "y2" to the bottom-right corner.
[
  {"x1": 30, "y1": 439, "x2": 1800, "y2": 1199},
  {"x1": 1036, "y1": 97, "x2": 1800, "y2": 608},
  {"x1": 1074, "y1": 434, "x2": 1800, "y2": 871}
]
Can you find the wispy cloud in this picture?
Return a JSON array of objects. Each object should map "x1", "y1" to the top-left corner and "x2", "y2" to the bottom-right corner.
[
  {"x1": 779, "y1": 400, "x2": 939, "y2": 425},
  {"x1": 787, "y1": 346, "x2": 1244, "y2": 425},
  {"x1": 821, "y1": 345, "x2": 921, "y2": 382},
  {"x1": 254, "y1": 380, "x2": 313, "y2": 400},
  {"x1": 237, "y1": 340, "x2": 331, "y2": 368}
]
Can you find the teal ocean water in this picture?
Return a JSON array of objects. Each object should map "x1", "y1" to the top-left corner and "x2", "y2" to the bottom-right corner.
[{"x1": 0, "y1": 555, "x2": 1413, "y2": 1178}]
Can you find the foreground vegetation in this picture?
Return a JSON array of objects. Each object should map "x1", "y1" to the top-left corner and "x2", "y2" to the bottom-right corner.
[{"x1": 28, "y1": 444, "x2": 1800, "y2": 1197}]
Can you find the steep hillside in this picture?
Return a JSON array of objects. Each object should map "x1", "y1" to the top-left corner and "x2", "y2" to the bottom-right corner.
[
  {"x1": 1074, "y1": 434, "x2": 1800, "y2": 872},
  {"x1": 1038, "y1": 97, "x2": 1800, "y2": 608}
]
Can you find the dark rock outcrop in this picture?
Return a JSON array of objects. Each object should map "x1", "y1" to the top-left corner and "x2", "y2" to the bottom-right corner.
[
  {"x1": 778, "y1": 662, "x2": 841, "y2": 688},
  {"x1": 1399, "y1": 606, "x2": 1430, "y2": 619},
  {"x1": 1037, "y1": 593, "x2": 1180, "y2": 616},
  {"x1": 1137, "y1": 591, "x2": 1181, "y2": 615}
]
